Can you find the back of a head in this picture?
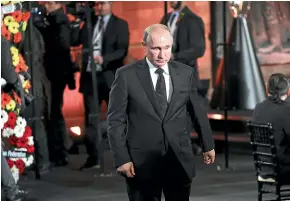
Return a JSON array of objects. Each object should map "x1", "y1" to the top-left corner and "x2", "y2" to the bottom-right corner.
[{"x1": 267, "y1": 73, "x2": 289, "y2": 103}]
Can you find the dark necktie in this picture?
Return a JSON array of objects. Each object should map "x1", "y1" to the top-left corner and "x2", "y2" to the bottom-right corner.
[
  {"x1": 155, "y1": 68, "x2": 168, "y2": 118},
  {"x1": 168, "y1": 13, "x2": 177, "y2": 27},
  {"x1": 98, "y1": 17, "x2": 104, "y2": 32}
]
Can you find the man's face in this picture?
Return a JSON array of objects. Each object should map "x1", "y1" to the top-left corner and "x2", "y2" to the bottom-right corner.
[
  {"x1": 44, "y1": 2, "x2": 61, "y2": 13},
  {"x1": 144, "y1": 29, "x2": 173, "y2": 68},
  {"x1": 169, "y1": 1, "x2": 182, "y2": 10},
  {"x1": 94, "y1": 1, "x2": 111, "y2": 16}
]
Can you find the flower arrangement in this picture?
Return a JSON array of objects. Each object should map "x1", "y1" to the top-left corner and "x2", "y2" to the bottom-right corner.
[
  {"x1": 1, "y1": 1, "x2": 34, "y2": 183},
  {"x1": 177, "y1": 12, "x2": 185, "y2": 23}
]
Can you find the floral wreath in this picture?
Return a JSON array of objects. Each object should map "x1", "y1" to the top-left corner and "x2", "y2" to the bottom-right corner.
[{"x1": 1, "y1": 1, "x2": 34, "y2": 183}]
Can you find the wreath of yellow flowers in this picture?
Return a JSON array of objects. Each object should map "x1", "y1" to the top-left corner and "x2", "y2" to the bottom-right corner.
[{"x1": 1, "y1": 1, "x2": 32, "y2": 92}]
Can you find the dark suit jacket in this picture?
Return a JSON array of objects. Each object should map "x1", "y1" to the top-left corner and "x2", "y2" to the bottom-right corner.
[
  {"x1": 107, "y1": 59, "x2": 214, "y2": 180},
  {"x1": 38, "y1": 8, "x2": 73, "y2": 83},
  {"x1": 79, "y1": 13, "x2": 129, "y2": 94},
  {"x1": 252, "y1": 98, "x2": 290, "y2": 172},
  {"x1": 160, "y1": 6, "x2": 205, "y2": 67}
]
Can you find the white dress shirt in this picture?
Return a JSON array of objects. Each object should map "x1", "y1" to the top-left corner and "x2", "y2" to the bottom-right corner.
[
  {"x1": 146, "y1": 57, "x2": 172, "y2": 102},
  {"x1": 87, "y1": 14, "x2": 111, "y2": 72}
]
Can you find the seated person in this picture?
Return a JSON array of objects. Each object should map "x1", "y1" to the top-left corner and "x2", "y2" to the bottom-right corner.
[{"x1": 252, "y1": 73, "x2": 290, "y2": 182}]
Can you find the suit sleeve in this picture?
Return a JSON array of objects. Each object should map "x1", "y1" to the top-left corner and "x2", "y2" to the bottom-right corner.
[
  {"x1": 174, "y1": 17, "x2": 205, "y2": 61},
  {"x1": 107, "y1": 69, "x2": 131, "y2": 168},
  {"x1": 102, "y1": 20, "x2": 129, "y2": 69},
  {"x1": 188, "y1": 70, "x2": 214, "y2": 152}
]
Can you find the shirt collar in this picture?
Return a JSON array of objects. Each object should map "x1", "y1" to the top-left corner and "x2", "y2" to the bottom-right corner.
[
  {"x1": 99, "y1": 14, "x2": 111, "y2": 23},
  {"x1": 146, "y1": 57, "x2": 169, "y2": 75}
]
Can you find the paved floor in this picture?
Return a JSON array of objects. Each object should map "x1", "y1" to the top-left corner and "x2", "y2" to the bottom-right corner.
[{"x1": 15, "y1": 152, "x2": 271, "y2": 201}]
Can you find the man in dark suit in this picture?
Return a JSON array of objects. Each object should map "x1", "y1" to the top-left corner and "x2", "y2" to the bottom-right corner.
[
  {"x1": 160, "y1": 1, "x2": 205, "y2": 83},
  {"x1": 79, "y1": 1, "x2": 129, "y2": 169},
  {"x1": 36, "y1": 1, "x2": 75, "y2": 166},
  {"x1": 252, "y1": 73, "x2": 290, "y2": 182},
  {"x1": 161, "y1": 1, "x2": 206, "y2": 155},
  {"x1": 107, "y1": 24, "x2": 215, "y2": 201}
]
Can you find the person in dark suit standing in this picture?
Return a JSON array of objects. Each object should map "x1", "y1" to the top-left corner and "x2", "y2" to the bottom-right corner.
[
  {"x1": 252, "y1": 73, "x2": 290, "y2": 182},
  {"x1": 36, "y1": 1, "x2": 75, "y2": 166},
  {"x1": 107, "y1": 24, "x2": 215, "y2": 201},
  {"x1": 160, "y1": 1, "x2": 205, "y2": 83},
  {"x1": 161, "y1": 1, "x2": 206, "y2": 155},
  {"x1": 78, "y1": 1, "x2": 129, "y2": 169}
]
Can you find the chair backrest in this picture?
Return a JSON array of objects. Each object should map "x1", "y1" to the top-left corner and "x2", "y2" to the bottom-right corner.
[{"x1": 247, "y1": 121, "x2": 280, "y2": 178}]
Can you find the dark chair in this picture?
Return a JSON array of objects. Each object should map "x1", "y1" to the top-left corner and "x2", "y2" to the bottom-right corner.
[{"x1": 247, "y1": 121, "x2": 290, "y2": 201}]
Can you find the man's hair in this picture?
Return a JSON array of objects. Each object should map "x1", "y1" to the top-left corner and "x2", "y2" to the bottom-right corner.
[
  {"x1": 268, "y1": 73, "x2": 289, "y2": 102},
  {"x1": 142, "y1": 24, "x2": 172, "y2": 45}
]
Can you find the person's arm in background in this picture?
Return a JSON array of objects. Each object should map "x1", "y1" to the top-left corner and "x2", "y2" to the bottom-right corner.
[
  {"x1": 173, "y1": 17, "x2": 205, "y2": 61},
  {"x1": 102, "y1": 20, "x2": 129, "y2": 69}
]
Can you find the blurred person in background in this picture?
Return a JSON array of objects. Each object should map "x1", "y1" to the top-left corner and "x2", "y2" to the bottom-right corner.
[
  {"x1": 18, "y1": 1, "x2": 52, "y2": 173},
  {"x1": 160, "y1": 1, "x2": 205, "y2": 87},
  {"x1": 35, "y1": 1, "x2": 76, "y2": 166},
  {"x1": 77, "y1": 1, "x2": 129, "y2": 170}
]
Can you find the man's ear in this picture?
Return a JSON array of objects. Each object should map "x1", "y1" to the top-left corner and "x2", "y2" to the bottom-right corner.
[{"x1": 141, "y1": 41, "x2": 146, "y2": 47}]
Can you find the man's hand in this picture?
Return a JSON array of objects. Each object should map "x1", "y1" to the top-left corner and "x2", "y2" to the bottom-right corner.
[
  {"x1": 203, "y1": 149, "x2": 215, "y2": 165},
  {"x1": 117, "y1": 162, "x2": 135, "y2": 178},
  {"x1": 94, "y1": 55, "x2": 103, "y2": 65}
]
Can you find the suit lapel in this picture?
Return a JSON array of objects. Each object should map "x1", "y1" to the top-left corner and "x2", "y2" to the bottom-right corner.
[
  {"x1": 135, "y1": 59, "x2": 162, "y2": 120},
  {"x1": 164, "y1": 62, "x2": 180, "y2": 122},
  {"x1": 102, "y1": 15, "x2": 115, "y2": 48}
]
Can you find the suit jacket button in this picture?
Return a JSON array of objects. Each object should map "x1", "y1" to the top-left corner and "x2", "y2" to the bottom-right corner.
[{"x1": 158, "y1": 141, "x2": 162, "y2": 144}]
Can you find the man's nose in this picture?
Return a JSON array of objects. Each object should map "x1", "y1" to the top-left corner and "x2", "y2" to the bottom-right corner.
[{"x1": 158, "y1": 50, "x2": 165, "y2": 58}]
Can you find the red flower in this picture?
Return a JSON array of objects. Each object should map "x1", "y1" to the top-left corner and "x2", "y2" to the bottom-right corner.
[
  {"x1": 21, "y1": 12, "x2": 31, "y2": 21},
  {"x1": 7, "y1": 159, "x2": 14, "y2": 168},
  {"x1": 19, "y1": 54, "x2": 25, "y2": 65},
  {"x1": 1, "y1": 24, "x2": 11, "y2": 41},
  {"x1": 11, "y1": 11, "x2": 23, "y2": 22},
  {"x1": 26, "y1": 145, "x2": 35, "y2": 153},
  {"x1": 15, "y1": 159, "x2": 25, "y2": 174},
  {"x1": 5, "y1": 112, "x2": 17, "y2": 128},
  {"x1": 23, "y1": 126, "x2": 32, "y2": 138},
  {"x1": 13, "y1": 92, "x2": 21, "y2": 105},
  {"x1": 4, "y1": 121, "x2": 15, "y2": 129},
  {"x1": 8, "y1": 135, "x2": 18, "y2": 146},
  {"x1": 1, "y1": 93, "x2": 11, "y2": 109},
  {"x1": 8, "y1": 112, "x2": 17, "y2": 124},
  {"x1": 16, "y1": 137, "x2": 28, "y2": 148},
  {"x1": 13, "y1": 32, "x2": 22, "y2": 43}
]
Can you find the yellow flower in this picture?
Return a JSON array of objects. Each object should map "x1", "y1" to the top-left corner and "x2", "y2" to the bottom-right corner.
[
  {"x1": 4, "y1": 16, "x2": 15, "y2": 26},
  {"x1": 23, "y1": 80, "x2": 29, "y2": 88},
  {"x1": 6, "y1": 100, "x2": 16, "y2": 111},
  {"x1": 12, "y1": 54, "x2": 20, "y2": 66},
  {"x1": 1, "y1": 1, "x2": 11, "y2": 5},
  {"x1": 10, "y1": 46, "x2": 19, "y2": 56},
  {"x1": 22, "y1": 22, "x2": 27, "y2": 31},
  {"x1": 8, "y1": 21, "x2": 20, "y2": 34}
]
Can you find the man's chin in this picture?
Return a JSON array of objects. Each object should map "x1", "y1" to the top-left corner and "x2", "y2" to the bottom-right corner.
[{"x1": 155, "y1": 61, "x2": 167, "y2": 67}]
